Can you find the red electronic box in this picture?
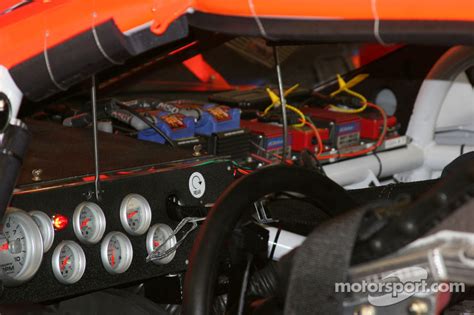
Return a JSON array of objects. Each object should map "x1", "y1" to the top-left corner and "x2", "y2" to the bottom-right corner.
[
  {"x1": 291, "y1": 126, "x2": 329, "y2": 152},
  {"x1": 359, "y1": 111, "x2": 398, "y2": 140},
  {"x1": 302, "y1": 107, "x2": 361, "y2": 149}
]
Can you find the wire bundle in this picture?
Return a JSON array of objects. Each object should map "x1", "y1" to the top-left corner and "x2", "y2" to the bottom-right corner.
[{"x1": 258, "y1": 73, "x2": 388, "y2": 164}]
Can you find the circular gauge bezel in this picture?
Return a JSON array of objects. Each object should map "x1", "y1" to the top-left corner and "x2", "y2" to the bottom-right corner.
[
  {"x1": 51, "y1": 240, "x2": 86, "y2": 285},
  {"x1": 100, "y1": 231, "x2": 133, "y2": 274},
  {"x1": 146, "y1": 223, "x2": 176, "y2": 265},
  {"x1": 72, "y1": 202, "x2": 106, "y2": 245},
  {"x1": 119, "y1": 194, "x2": 152, "y2": 236},
  {"x1": 1, "y1": 208, "x2": 44, "y2": 286},
  {"x1": 29, "y1": 210, "x2": 55, "y2": 253}
]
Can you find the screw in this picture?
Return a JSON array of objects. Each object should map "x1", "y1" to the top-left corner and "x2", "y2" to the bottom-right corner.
[
  {"x1": 370, "y1": 239, "x2": 383, "y2": 251},
  {"x1": 402, "y1": 221, "x2": 416, "y2": 235},
  {"x1": 32, "y1": 169, "x2": 43, "y2": 182},
  {"x1": 435, "y1": 193, "x2": 448, "y2": 207},
  {"x1": 192, "y1": 144, "x2": 202, "y2": 157},
  {"x1": 84, "y1": 191, "x2": 94, "y2": 200},
  {"x1": 407, "y1": 300, "x2": 429, "y2": 315},
  {"x1": 354, "y1": 304, "x2": 376, "y2": 315}
]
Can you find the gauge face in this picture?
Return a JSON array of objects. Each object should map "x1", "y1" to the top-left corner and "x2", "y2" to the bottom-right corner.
[
  {"x1": 73, "y1": 202, "x2": 106, "y2": 244},
  {"x1": 100, "y1": 232, "x2": 133, "y2": 274},
  {"x1": 59, "y1": 245, "x2": 74, "y2": 280},
  {"x1": 52, "y1": 241, "x2": 86, "y2": 285},
  {"x1": 0, "y1": 208, "x2": 43, "y2": 286},
  {"x1": 119, "y1": 194, "x2": 152, "y2": 236},
  {"x1": 146, "y1": 224, "x2": 176, "y2": 265},
  {"x1": 29, "y1": 211, "x2": 54, "y2": 253}
]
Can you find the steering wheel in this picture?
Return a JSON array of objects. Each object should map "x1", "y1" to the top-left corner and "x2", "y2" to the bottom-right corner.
[{"x1": 182, "y1": 165, "x2": 357, "y2": 315}]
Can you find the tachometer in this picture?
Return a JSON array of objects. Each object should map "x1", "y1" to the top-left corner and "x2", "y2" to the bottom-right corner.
[
  {"x1": 119, "y1": 194, "x2": 152, "y2": 236},
  {"x1": 51, "y1": 241, "x2": 86, "y2": 285},
  {"x1": 100, "y1": 232, "x2": 133, "y2": 274},
  {"x1": 0, "y1": 208, "x2": 43, "y2": 286},
  {"x1": 29, "y1": 211, "x2": 54, "y2": 253},
  {"x1": 146, "y1": 224, "x2": 176, "y2": 265},
  {"x1": 73, "y1": 202, "x2": 106, "y2": 245}
]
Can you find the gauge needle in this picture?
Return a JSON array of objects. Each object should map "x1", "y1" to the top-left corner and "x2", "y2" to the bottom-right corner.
[
  {"x1": 110, "y1": 249, "x2": 115, "y2": 267},
  {"x1": 80, "y1": 218, "x2": 90, "y2": 228},
  {"x1": 127, "y1": 211, "x2": 139, "y2": 219},
  {"x1": 60, "y1": 256, "x2": 70, "y2": 270},
  {"x1": 0, "y1": 242, "x2": 8, "y2": 251},
  {"x1": 153, "y1": 241, "x2": 160, "y2": 248}
]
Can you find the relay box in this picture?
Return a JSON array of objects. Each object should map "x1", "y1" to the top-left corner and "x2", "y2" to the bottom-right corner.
[
  {"x1": 359, "y1": 110, "x2": 398, "y2": 140},
  {"x1": 241, "y1": 120, "x2": 292, "y2": 161},
  {"x1": 138, "y1": 112, "x2": 195, "y2": 144},
  {"x1": 291, "y1": 126, "x2": 329, "y2": 153},
  {"x1": 302, "y1": 107, "x2": 361, "y2": 149},
  {"x1": 195, "y1": 104, "x2": 241, "y2": 136}
]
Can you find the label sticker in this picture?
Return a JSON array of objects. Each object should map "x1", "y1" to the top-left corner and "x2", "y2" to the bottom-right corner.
[
  {"x1": 189, "y1": 172, "x2": 206, "y2": 199},
  {"x1": 384, "y1": 136, "x2": 407, "y2": 150}
]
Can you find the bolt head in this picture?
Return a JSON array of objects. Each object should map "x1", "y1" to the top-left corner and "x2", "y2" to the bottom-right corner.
[
  {"x1": 354, "y1": 304, "x2": 376, "y2": 315},
  {"x1": 32, "y1": 169, "x2": 43, "y2": 182},
  {"x1": 407, "y1": 300, "x2": 429, "y2": 315}
]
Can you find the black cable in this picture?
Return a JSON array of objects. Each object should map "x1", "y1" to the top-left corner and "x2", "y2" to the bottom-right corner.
[
  {"x1": 269, "y1": 226, "x2": 282, "y2": 261},
  {"x1": 237, "y1": 253, "x2": 253, "y2": 315},
  {"x1": 461, "y1": 144, "x2": 466, "y2": 155},
  {"x1": 373, "y1": 151, "x2": 382, "y2": 178},
  {"x1": 113, "y1": 100, "x2": 177, "y2": 148}
]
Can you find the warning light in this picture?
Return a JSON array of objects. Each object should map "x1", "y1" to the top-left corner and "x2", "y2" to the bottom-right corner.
[{"x1": 52, "y1": 214, "x2": 69, "y2": 231}]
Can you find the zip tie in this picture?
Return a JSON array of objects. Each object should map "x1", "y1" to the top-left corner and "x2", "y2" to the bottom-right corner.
[
  {"x1": 370, "y1": 0, "x2": 389, "y2": 46},
  {"x1": 92, "y1": 12, "x2": 123, "y2": 65},
  {"x1": 44, "y1": 30, "x2": 67, "y2": 91}
]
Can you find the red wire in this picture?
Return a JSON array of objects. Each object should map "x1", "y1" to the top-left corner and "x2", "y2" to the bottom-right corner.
[
  {"x1": 302, "y1": 120, "x2": 324, "y2": 158},
  {"x1": 236, "y1": 168, "x2": 251, "y2": 175},
  {"x1": 250, "y1": 153, "x2": 273, "y2": 165}
]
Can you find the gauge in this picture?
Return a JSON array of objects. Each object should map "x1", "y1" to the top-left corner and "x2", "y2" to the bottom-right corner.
[
  {"x1": 29, "y1": 211, "x2": 54, "y2": 253},
  {"x1": 0, "y1": 208, "x2": 43, "y2": 286},
  {"x1": 100, "y1": 232, "x2": 133, "y2": 274},
  {"x1": 146, "y1": 224, "x2": 176, "y2": 265},
  {"x1": 73, "y1": 202, "x2": 106, "y2": 245},
  {"x1": 52, "y1": 241, "x2": 86, "y2": 285},
  {"x1": 119, "y1": 194, "x2": 152, "y2": 236}
]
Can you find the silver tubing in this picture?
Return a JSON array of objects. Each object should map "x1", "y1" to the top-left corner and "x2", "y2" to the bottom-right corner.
[
  {"x1": 273, "y1": 46, "x2": 288, "y2": 163},
  {"x1": 91, "y1": 75, "x2": 101, "y2": 200}
]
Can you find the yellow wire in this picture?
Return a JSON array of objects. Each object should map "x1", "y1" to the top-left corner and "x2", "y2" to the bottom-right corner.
[
  {"x1": 329, "y1": 74, "x2": 368, "y2": 114},
  {"x1": 262, "y1": 84, "x2": 305, "y2": 127},
  {"x1": 286, "y1": 105, "x2": 306, "y2": 127},
  {"x1": 262, "y1": 103, "x2": 306, "y2": 127},
  {"x1": 263, "y1": 103, "x2": 274, "y2": 116}
]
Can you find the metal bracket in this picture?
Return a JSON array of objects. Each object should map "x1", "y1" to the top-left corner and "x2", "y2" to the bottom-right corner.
[{"x1": 254, "y1": 200, "x2": 277, "y2": 224}]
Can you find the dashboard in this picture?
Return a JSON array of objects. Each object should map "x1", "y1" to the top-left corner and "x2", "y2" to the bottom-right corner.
[{"x1": 0, "y1": 159, "x2": 233, "y2": 304}]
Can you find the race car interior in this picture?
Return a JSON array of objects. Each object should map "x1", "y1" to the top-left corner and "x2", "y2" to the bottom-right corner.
[{"x1": 0, "y1": 4, "x2": 473, "y2": 314}]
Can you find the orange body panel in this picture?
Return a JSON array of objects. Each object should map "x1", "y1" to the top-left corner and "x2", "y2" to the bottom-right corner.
[
  {"x1": 195, "y1": 0, "x2": 474, "y2": 21},
  {"x1": 0, "y1": 0, "x2": 473, "y2": 69},
  {"x1": 0, "y1": 0, "x2": 191, "y2": 68}
]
